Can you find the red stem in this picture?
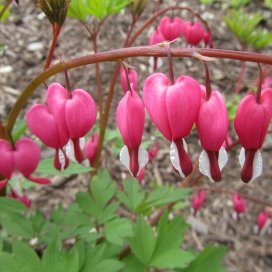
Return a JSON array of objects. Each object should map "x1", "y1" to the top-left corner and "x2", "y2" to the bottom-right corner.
[
  {"x1": 255, "y1": 63, "x2": 262, "y2": 104},
  {"x1": 44, "y1": 24, "x2": 61, "y2": 71},
  {"x1": 0, "y1": 0, "x2": 12, "y2": 20}
]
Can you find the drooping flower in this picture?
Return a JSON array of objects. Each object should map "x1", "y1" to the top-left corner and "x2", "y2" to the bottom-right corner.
[
  {"x1": 45, "y1": 83, "x2": 97, "y2": 164},
  {"x1": 0, "y1": 138, "x2": 50, "y2": 189},
  {"x1": 9, "y1": 189, "x2": 32, "y2": 208},
  {"x1": 120, "y1": 66, "x2": 138, "y2": 93},
  {"x1": 136, "y1": 168, "x2": 145, "y2": 183},
  {"x1": 232, "y1": 193, "x2": 246, "y2": 218},
  {"x1": 234, "y1": 89, "x2": 272, "y2": 182},
  {"x1": 85, "y1": 133, "x2": 99, "y2": 166},
  {"x1": 143, "y1": 73, "x2": 201, "y2": 177},
  {"x1": 117, "y1": 86, "x2": 148, "y2": 176},
  {"x1": 257, "y1": 210, "x2": 269, "y2": 234},
  {"x1": 159, "y1": 16, "x2": 184, "y2": 41},
  {"x1": 196, "y1": 86, "x2": 228, "y2": 182},
  {"x1": 192, "y1": 190, "x2": 206, "y2": 216},
  {"x1": 183, "y1": 21, "x2": 205, "y2": 46}
]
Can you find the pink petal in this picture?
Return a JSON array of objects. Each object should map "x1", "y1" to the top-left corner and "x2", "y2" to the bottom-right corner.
[
  {"x1": 120, "y1": 67, "x2": 138, "y2": 93},
  {"x1": 14, "y1": 138, "x2": 41, "y2": 176},
  {"x1": 0, "y1": 139, "x2": 14, "y2": 179},
  {"x1": 26, "y1": 104, "x2": 69, "y2": 148},
  {"x1": 143, "y1": 73, "x2": 172, "y2": 140},
  {"x1": 159, "y1": 16, "x2": 183, "y2": 41},
  {"x1": 166, "y1": 75, "x2": 201, "y2": 140},
  {"x1": 65, "y1": 89, "x2": 97, "y2": 139},
  {"x1": 117, "y1": 88, "x2": 145, "y2": 148},
  {"x1": 197, "y1": 90, "x2": 228, "y2": 151}
]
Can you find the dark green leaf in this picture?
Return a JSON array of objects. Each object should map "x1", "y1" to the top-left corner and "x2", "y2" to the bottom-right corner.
[
  {"x1": 121, "y1": 255, "x2": 146, "y2": 272},
  {"x1": 0, "y1": 197, "x2": 27, "y2": 214}
]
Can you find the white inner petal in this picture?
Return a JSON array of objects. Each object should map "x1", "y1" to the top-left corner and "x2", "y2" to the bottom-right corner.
[
  {"x1": 169, "y1": 139, "x2": 187, "y2": 178},
  {"x1": 79, "y1": 137, "x2": 86, "y2": 150},
  {"x1": 65, "y1": 140, "x2": 75, "y2": 161},
  {"x1": 120, "y1": 145, "x2": 148, "y2": 176},
  {"x1": 58, "y1": 149, "x2": 66, "y2": 171},
  {"x1": 239, "y1": 148, "x2": 262, "y2": 182},
  {"x1": 199, "y1": 147, "x2": 228, "y2": 182}
]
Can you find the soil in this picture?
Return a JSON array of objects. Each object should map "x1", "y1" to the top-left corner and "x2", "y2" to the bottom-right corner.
[{"x1": 1, "y1": 0, "x2": 272, "y2": 272}]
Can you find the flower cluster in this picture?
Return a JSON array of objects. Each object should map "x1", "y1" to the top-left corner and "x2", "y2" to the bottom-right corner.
[{"x1": 150, "y1": 16, "x2": 212, "y2": 47}]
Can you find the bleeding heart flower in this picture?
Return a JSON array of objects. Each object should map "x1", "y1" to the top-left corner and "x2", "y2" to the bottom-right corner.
[
  {"x1": 184, "y1": 21, "x2": 205, "y2": 46},
  {"x1": 148, "y1": 144, "x2": 159, "y2": 162},
  {"x1": 117, "y1": 86, "x2": 148, "y2": 176},
  {"x1": 196, "y1": 87, "x2": 228, "y2": 182},
  {"x1": 192, "y1": 190, "x2": 206, "y2": 216},
  {"x1": 232, "y1": 193, "x2": 246, "y2": 217},
  {"x1": 0, "y1": 138, "x2": 50, "y2": 189},
  {"x1": 120, "y1": 67, "x2": 138, "y2": 93},
  {"x1": 9, "y1": 189, "x2": 32, "y2": 208},
  {"x1": 257, "y1": 210, "x2": 269, "y2": 234},
  {"x1": 136, "y1": 168, "x2": 145, "y2": 183},
  {"x1": 46, "y1": 83, "x2": 97, "y2": 164},
  {"x1": 234, "y1": 89, "x2": 272, "y2": 182},
  {"x1": 143, "y1": 73, "x2": 201, "y2": 177},
  {"x1": 85, "y1": 133, "x2": 99, "y2": 166},
  {"x1": 159, "y1": 16, "x2": 184, "y2": 41},
  {"x1": 262, "y1": 76, "x2": 272, "y2": 89}
]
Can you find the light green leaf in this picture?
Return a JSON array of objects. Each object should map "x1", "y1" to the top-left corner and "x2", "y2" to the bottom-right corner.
[
  {"x1": 67, "y1": 0, "x2": 90, "y2": 20},
  {"x1": 0, "y1": 4, "x2": 11, "y2": 22},
  {"x1": 64, "y1": 247, "x2": 79, "y2": 272},
  {"x1": 117, "y1": 178, "x2": 145, "y2": 213},
  {"x1": 104, "y1": 218, "x2": 133, "y2": 245},
  {"x1": 36, "y1": 158, "x2": 92, "y2": 177},
  {"x1": 12, "y1": 119, "x2": 27, "y2": 142},
  {"x1": 128, "y1": 217, "x2": 156, "y2": 265},
  {"x1": 151, "y1": 248, "x2": 194, "y2": 269},
  {"x1": 0, "y1": 252, "x2": 19, "y2": 272},
  {"x1": 0, "y1": 197, "x2": 27, "y2": 214}
]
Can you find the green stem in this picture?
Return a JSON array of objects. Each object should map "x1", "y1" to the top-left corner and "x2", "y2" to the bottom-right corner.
[{"x1": 5, "y1": 46, "x2": 272, "y2": 137}]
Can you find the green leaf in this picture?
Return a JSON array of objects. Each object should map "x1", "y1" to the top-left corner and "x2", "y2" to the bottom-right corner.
[
  {"x1": 128, "y1": 217, "x2": 156, "y2": 265},
  {"x1": 96, "y1": 202, "x2": 118, "y2": 224},
  {"x1": 12, "y1": 119, "x2": 28, "y2": 142},
  {"x1": 36, "y1": 158, "x2": 92, "y2": 177},
  {"x1": 92, "y1": 259, "x2": 125, "y2": 272},
  {"x1": 117, "y1": 178, "x2": 145, "y2": 213},
  {"x1": 0, "y1": 212, "x2": 33, "y2": 239},
  {"x1": 229, "y1": 0, "x2": 250, "y2": 8},
  {"x1": 76, "y1": 192, "x2": 94, "y2": 215},
  {"x1": 0, "y1": 252, "x2": 19, "y2": 272},
  {"x1": 181, "y1": 245, "x2": 227, "y2": 272},
  {"x1": 42, "y1": 241, "x2": 66, "y2": 272},
  {"x1": 151, "y1": 248, "x2": 194, "y2": 269},
  {"x1": 64, "y1": 247, "x2": 79, "y2": 272},
  {"x1": 67, "y1": 0, "x2": 90, "y2": 20},
  {"x1": 0, "y1": 197, "x2": 27, "y2": 214},
  {"x1": 138, "y1": 186, "x2": 191, "y2": 213},
  {"x1": 121, "y1": 255, "x2": 146, "y2": 272},
  {"x1": 200, "y1": 0, "x2": 215, "y2": 4},
  {"x1": 249, "y1": 30, "x2": 272, "y2": 50},
  {"x1": 104, "y1": 218, "x2": 133, "y2": 245},
  {"x1": 12, "y1": 241, "x2": 42, "y2": 272}
]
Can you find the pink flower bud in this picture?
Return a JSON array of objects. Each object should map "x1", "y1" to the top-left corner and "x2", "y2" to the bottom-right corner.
[
  {"x1": 184, "y1": 21, "x2": 205, "y2": 46},
  {"x1": 196, "y1": 87, "x2": 228, "y2": 182},
  {"x1": 192, "y1": 190, "x2": 206, "y2": 215},
  {"x1": 232, "y1": 193, "x2": 246, "y2": 216},
  {"x1": 148, "y1": 144, "x2": 158, "y2": 162},
  {"x1": 85, "y1": 133, "x2": 99, "y2": 166},
  {"x1": 149, "y1": 27, "x2": 165, "y2": 45},
  {"x1": 143, "y1": 73, "x2": 201, "y2": 177},
  {"x1": 117, "y1": 87, "x2": 148, "y2": 176},
  {"x1": 120, "y1": 67, "x2": 138, "y2": 93},
  {"x1": 0, "y1": 138, "x2": 50, "y2": 188},
  {"x1": 159, "y1": 16, "x2": 184, "y2": 41},
  {"x1": 10, "y1": 189, "x2": 32, "y2": 208},
  {"x1": 234, "y1": 89, "x2": 272, "y2": 182},
  {"x1": 257, "y1": 210, "x2": 269, "y2": 233}
]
